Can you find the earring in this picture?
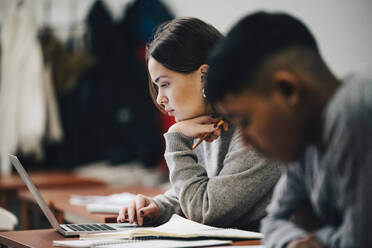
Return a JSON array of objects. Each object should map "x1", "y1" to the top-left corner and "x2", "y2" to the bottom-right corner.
[
  {"x1": 201, "y1": 70, "x2": 207, "y2": 81},
  {"x1": 202, "y1": 88, "x2": 206, "y2": 98}
]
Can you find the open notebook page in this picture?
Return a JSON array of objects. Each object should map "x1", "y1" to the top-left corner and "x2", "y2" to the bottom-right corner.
[
  {"x1": 95, "y1": 239, "x2": 232, "y2": 248},
  {"x1": 130, "y1": 214, "x2": 263, "y2": 239},
  {"x1": 53, "y1": 239, "x2": 232, "y2": 248},
  {"x1": 53, "y1": 239, "x2": 138, "y2": 247}
]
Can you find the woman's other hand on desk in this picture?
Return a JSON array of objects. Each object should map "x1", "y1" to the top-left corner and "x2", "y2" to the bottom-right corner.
[
  {"x1": 290, "y1": 203, "x2": 324, "y2": 232},
  {"x1": 286, "y1": 235, "x2": 324, "y2": 248},
  {"x1": 117, "y1": 195, "x2": 160, "y2": 226},
  {"x1": 168, "y1": 115, "x2": 228, "y2": 142}
]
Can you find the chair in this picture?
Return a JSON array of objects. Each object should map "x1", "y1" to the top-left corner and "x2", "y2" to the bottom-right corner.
[{"x1": 0, "y1": 207, "x2": 18, "y2": 230}]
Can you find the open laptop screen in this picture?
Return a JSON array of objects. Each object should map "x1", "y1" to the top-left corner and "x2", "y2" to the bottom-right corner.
[{"x1": 8, "y1": 154, "x2": 60, "y2": 228}]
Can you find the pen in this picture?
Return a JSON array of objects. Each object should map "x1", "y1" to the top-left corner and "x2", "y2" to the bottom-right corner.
[{"x1": 192, "y1": 120, "x2": 225, "y2": 150}]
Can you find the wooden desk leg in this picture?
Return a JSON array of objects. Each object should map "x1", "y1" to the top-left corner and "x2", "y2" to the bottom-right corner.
[{"x1": 21, "y1": 200, "x2": 31, "y2": 230}]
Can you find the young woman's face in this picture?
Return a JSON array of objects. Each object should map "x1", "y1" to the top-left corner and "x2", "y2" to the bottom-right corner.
[{"x1": 148, "y1": 56, "x2": 206, "y2": 122}]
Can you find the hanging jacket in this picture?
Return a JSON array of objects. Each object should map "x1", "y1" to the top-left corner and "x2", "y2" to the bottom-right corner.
[{"x1": 52, "y1": 0, "x2": 173, "y2": 168}]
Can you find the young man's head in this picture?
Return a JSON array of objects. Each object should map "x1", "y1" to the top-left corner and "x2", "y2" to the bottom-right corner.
[{"x1": 205, "y1": 11, "x2": 340, "y2": 163}]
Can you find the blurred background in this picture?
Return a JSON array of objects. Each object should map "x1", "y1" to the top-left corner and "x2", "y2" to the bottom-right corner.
[
  {"x1": 0, "y1": 0, "x2": 371, "y2": 179},
  {"x1": 0, "y1": 0, "x2": 372, "y2": 174},
  {"x1": 0, "y1": 0, "x2": 371, "y2": 232}
]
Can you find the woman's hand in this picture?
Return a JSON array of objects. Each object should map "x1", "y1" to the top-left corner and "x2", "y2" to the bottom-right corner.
[
  {"x1": 117, "y1": 195, "x2": 160, "y2": 226},
  {"x1": 168, "y1": 115, "x2": 228, "y2": 142}
]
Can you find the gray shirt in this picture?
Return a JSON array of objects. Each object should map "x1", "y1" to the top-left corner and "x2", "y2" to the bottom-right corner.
[
  {"x1": 261, "y1": 64, "x2": 372, "y2": 247},
  {"x1": 153, "y1": 125, "x2": 281, "y2": 231}
]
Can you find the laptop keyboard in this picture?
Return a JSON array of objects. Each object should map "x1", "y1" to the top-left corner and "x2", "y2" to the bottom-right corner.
[{"x1": 66, "y1": 224, "x2": 116, "y2": 232}]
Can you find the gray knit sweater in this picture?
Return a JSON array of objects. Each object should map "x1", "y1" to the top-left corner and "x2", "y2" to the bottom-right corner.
[{"x1": 153, "y1": 125, "x2": 281, "y2": 231}]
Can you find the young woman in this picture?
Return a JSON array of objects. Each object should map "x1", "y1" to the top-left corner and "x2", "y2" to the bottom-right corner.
[{"x1": 117, "y1": 17, "x2": 281, "y2": 231}]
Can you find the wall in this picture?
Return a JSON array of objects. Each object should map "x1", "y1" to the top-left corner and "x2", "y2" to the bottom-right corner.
[{"x1": 1, "y1": 0, "x2": 371, "y2": 77}]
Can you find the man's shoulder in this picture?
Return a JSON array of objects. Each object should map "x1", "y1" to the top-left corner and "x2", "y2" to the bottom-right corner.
[
  {"x1": 321, "y1": 64, "x2": 372, "y2": 171},
  {"x1": 340, "y1": 64, "x2": 372, "y2": 105},
  {"x1": 342, "y1": 64, "x2": 372, "y2": 86},
  {"x1": 324, "y1": 64, "x2": 372, "y2": 138}
]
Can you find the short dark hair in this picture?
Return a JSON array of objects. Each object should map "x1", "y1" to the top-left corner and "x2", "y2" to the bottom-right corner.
[
  {"x1": 205, "y1": 11, "x2": 319, "y2": 104},
  {"x1": 146, "y1": 17, "x2": 223, "y2": 111}
]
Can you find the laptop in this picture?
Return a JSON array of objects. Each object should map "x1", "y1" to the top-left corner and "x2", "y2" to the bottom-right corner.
[{"x1": 8, "y1": 154, "x2": 137, "y2": 236}]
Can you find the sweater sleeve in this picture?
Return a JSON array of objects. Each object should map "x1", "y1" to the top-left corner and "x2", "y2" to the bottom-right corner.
[
  {"x1": 152, "y1": 188, "x2": 183, "y2": 225},
  {"x1": 163, "y1": 130, "x2": 281, "y2": 228},
  {"x1": 261, "y1": 167, "x2": 310, "y2": 248}
]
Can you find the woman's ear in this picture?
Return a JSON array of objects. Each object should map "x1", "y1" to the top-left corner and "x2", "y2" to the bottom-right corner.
[
  {"x1": 199, "y1": 64, "x2": 209, "y2": 82},
  {"x1": 272, "y1": 70, "x2": 302, "y2": 108}
]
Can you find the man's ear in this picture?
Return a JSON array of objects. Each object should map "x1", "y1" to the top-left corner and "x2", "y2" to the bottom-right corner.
[{"x1": 272, "y1": 70, "x2": 302, "y2": 108}]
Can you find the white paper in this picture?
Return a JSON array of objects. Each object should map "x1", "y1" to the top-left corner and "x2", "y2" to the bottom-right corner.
[
  {"x1": 53, "y1": 238, "x2": 136, "y2": 247},
  {"x1": 86, "y1": 204, "x2": 123, "y2": 213},
  {"x1": 70, "y1": 192, "x2": 135, "y2": 206},
  {"x1": 95, "y1": 239, "x2": 232, "y2": 248}
]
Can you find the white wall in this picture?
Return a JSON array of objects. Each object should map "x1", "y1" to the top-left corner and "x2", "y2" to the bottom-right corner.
[
  {"x1": 164, "y1": 0, "x2": 372, "y2": 77},
  {"x1": 1, "y1": 0, "x2": 371, "y2": 77}
]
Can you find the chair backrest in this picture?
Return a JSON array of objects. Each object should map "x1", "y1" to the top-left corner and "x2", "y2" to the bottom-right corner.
[{"x1": 0, "y1": 207, "x2": 18, "y2": 230}]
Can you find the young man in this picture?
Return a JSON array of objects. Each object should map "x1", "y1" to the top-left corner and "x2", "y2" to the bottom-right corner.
[{"x1": 205, "y1": 11, "x2": 372, "y2": 248}]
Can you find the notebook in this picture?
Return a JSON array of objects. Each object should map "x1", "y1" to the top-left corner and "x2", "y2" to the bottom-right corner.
[
  {"x1": 53, "y1": 239, "x2": 141, "y2": 247},
  {"x1": 80, "y1": 214, "x2": 264, "y2": 240},
  {"x1": 8, "y1": 154, "x2": 137, "y2": 237},
  {"x1": 53, "y1": 238, "x2": 232, "y2": 248},
  {"x1": 94, "y1": 239, "x2": 233, "y2": 248}
]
